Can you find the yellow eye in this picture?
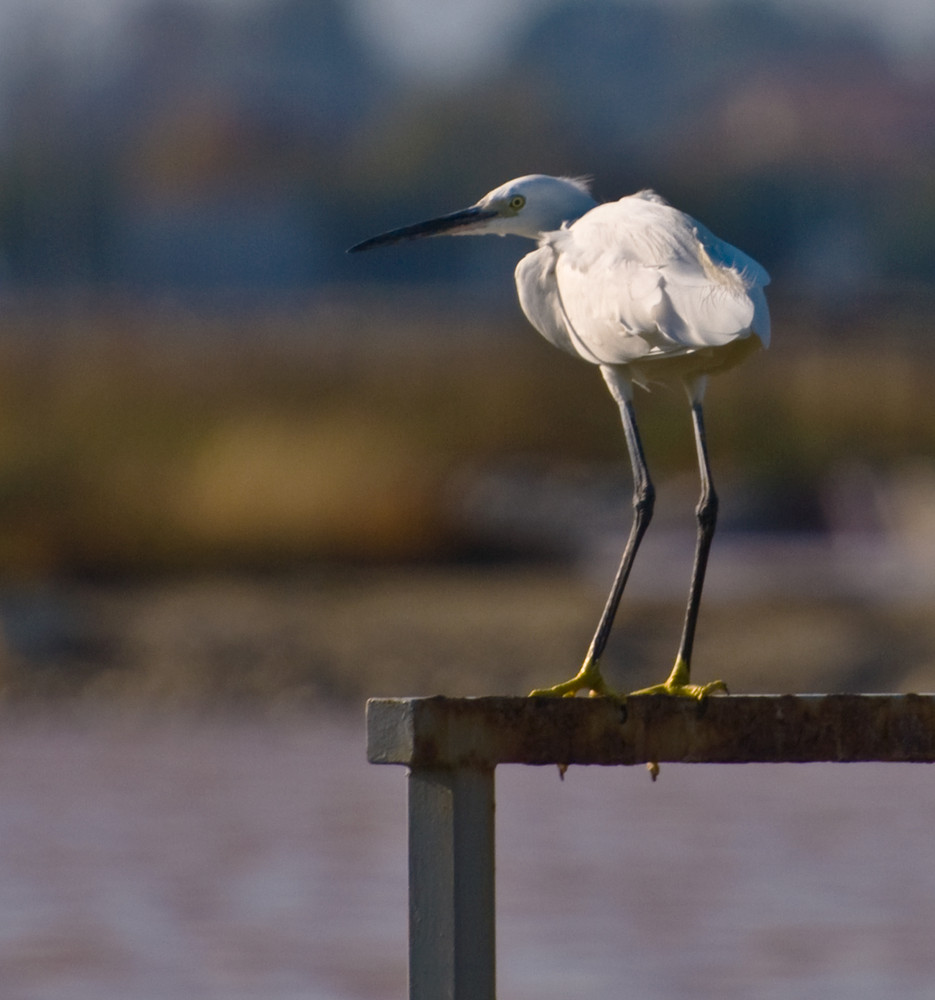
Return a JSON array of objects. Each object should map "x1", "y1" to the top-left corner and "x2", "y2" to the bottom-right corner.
[{"x1": 508, "y1": 195, "x2": 526, "y2": 212}]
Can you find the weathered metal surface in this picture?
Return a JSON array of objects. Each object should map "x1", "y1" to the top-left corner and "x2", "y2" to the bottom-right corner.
[
  {"x1": 408, "y1": 767, "x2": 495, "y2": 1000},
  {"x1": 367, "y1": 694, "x2": 935, "y2": 767}
]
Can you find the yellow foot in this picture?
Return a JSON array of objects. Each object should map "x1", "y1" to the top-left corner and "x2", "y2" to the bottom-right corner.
[
  {"x1": 631, "y1": 678, "x2": 728, "y2": 698},
  {"x1": 630, "y1": 656, "x2": 728, "y2": 700},
  {"x1": 529, "y1": 658, "x2": 623, "y2": 700}
]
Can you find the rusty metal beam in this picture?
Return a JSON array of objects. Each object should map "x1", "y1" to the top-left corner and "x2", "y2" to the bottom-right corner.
[{"x1": 367, "y1": 694, "x2": 935, "y2": 767}]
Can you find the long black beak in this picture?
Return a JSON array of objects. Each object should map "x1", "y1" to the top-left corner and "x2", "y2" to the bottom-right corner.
[{"x1": 347, "y1": 205, "x2": 498, "y2": 253}]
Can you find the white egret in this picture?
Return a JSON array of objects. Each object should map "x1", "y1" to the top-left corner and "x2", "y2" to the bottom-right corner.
[{"x1": 349, "y1": 175, "x2": 770, "y2": 699}]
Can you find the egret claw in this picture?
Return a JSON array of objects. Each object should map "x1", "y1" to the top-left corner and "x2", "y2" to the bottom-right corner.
[
  {"x1": 631, "y1": 679, "x2": 728, "y2": 699},
  {"x1": 529, "y1": 659, "x2": 623, "y2": 701},
  {"x1": 630, "y1": 656, "x2": 728, "y2": 699}
]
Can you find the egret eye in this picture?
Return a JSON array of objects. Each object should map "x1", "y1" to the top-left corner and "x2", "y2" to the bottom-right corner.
[{"x1": 508, "y1": 195, "x2": 526, "y2": 212}]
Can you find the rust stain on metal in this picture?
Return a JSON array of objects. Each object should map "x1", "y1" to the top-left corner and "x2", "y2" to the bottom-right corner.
[{"x1": 367, "y1": 695, "x2": 935, "y2": 768}]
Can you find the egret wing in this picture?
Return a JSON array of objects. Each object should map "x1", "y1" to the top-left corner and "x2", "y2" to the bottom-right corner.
[
  {"x1": 514, "y1": 245, "x2": 580, "y2": 358},
  {"x1": 543, "y1": 195, "x2": 769, "y2": 365}
]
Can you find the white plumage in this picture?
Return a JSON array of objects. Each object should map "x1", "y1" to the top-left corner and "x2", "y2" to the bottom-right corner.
[
  {"x1": 516, "y1": 189, "x2": 769, "y2": 375},
  {"x1": 350, "y1": 175, "x2": 771, "y2": 700}
]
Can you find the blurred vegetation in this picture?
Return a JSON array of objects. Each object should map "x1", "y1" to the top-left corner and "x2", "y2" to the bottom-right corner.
[
  {"x1": 0, "y1": 0, "x2": 932, "y2": 700},
  {"x1": 0, "y1": 296, "x2": 931, "y2": 702},
  {"x1": 0, "y1": 297, "x2": 931, "y2": 578}
]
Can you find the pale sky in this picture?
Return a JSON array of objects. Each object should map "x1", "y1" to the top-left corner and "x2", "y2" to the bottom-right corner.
[
  {"x1": 1, "y1": 0, "x2": 933, "y2": 82},
  {"x1": 348, "y1": 0, "x2": 935, "y2": 80}
]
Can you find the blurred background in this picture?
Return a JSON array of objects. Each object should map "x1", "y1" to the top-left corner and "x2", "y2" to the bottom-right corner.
[
  {"x1": 2, "y1": 2, "x2": 935, "y2": 998},
  {"x1": 0, "y1": 0, "x2": 933, "y2": 699}
]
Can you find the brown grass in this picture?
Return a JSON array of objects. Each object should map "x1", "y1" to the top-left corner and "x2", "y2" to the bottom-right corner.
[{"x1": 0, "y1": 295, "x2": 931, "y2": 574}]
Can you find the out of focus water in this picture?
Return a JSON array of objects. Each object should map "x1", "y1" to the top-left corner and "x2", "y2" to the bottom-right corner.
[{"x1": 1, "y1": 710, "x2": 934, "y2": 1000}]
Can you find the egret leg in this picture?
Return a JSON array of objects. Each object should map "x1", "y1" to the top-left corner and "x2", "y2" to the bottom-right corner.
[
  {"x1": 530, "y1": 368, "x2": 653, "y2": 699},
  {"x1": 632, "y1": 396, "x2": 727, "y2": 699}
]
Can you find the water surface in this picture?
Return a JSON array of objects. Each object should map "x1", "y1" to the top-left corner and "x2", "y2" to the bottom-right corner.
[{"x1": 0, "y1": 711, "x2": 933, "y2": 999}]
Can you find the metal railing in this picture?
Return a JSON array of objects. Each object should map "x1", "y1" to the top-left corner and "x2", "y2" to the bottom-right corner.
[{"x1": 367, "y1": 694, "x2": 935, "y2": 1000}]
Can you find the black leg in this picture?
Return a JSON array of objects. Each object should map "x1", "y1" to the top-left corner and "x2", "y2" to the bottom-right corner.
[
  {"x1": 631, "y1": 393, "x2": 727, "y2": 698},
  {"x1": 528, "y1": 366, "x2": 651, "y2": 698},
  {"x1": 675, "y1": 400, "x2": 718, "y2": 671},
  {"x1": 585, "y1": 383, "x2": 654, "y2": 666}
]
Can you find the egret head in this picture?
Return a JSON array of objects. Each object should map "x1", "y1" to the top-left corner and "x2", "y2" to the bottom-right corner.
[{"x1": 348, "y1": 174, "x2": 598, "y2": 252}]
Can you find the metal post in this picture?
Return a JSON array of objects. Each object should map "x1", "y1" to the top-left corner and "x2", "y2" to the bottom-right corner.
[
  {"x1": 368, "y1": 694, "x2": 935, "y2": 1000},
  {"x1": 408, "y1": 765, "x2": 496, "y2": 1000}
]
